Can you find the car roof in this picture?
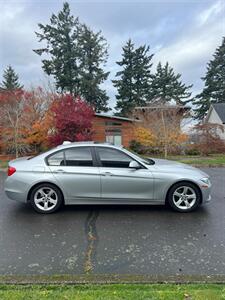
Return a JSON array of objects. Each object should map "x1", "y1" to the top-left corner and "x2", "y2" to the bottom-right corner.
[{"x1": 56, "y1": 141, "x2": 123, "y2": 150}]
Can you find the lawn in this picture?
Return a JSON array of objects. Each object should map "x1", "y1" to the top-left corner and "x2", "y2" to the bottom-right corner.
[
  {"x1": 168, "y1": 153, "x2": 225, "y2": 166},
  {"x1": 0, "y1": 284, "x2": 224, "y2": 300},
  {"x1": 0, "y1": 160, "x2": 9, "y2": 169}
]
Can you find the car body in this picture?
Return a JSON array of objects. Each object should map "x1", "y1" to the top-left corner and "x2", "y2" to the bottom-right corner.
[{"x1": 5, "y1": 142, "x2": 211, "y2": 213}]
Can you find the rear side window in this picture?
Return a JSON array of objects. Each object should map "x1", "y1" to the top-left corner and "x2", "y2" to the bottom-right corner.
[
  {"x1": 97, "y1": 147, "x2": 132, "y2": 168},
  {"x1": 47, "y1": 151, "x2": 65, "y2": 166},
  {"x1": 64, "y1": 147, "x2": 93, "y2": 167}
]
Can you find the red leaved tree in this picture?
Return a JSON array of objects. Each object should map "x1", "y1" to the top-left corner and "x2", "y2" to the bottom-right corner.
[
  {"x1": 48, "y1": 94, "x2": 94, "y2": 146},
  {"x1": 193, "y1": 123, "x2": 225, "y2": 155}
]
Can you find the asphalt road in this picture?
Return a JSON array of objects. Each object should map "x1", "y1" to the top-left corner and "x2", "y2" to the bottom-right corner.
[{"x1": 0, "y1": 168, "x2": 225, "y2": 277}]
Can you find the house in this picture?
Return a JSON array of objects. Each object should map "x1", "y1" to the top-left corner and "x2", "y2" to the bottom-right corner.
[
  {"x1": 92, "y1": 113, "x2": 135, "y2": 147},
  {"x1": 205, "y1": 103, "x2": 225, "y2": 140},
  {"x1": 92, "y1": 104, "x2": 189, "y2": 147},
  {"x1": 133, "y1": 103, "x2": 190, "y2": 130}
]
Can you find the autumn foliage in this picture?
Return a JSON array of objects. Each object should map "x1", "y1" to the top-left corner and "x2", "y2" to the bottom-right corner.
[
  {"x1": 132, "y1": 104, "x2": 188, "y2": 157},
  {"x1": 134, "y1": 127, "x2": 156, "y2": 147},
  {"x1": 48, "y1": 95, "x2": 94, "y2": 146},
  {"x1": 0, "y1": 89, "x2": 95, "y2": 156},
  {"x1": 0, "y1": 89, "x2": 27, "y2": 156},
  {"x1": 193, "y1": 123, "x2": 225, "y2": 155}
]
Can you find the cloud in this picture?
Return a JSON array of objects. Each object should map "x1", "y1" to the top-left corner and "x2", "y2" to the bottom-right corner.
[
  {"x1": 0, "y1": 0, "x2": 224, "y2": 108},
  {"x1": 152, "y1": 1, "x2": 225, "y2": 95},
  {"x1": 197, "y1": 0, "x2": 224, "y2": 26}
]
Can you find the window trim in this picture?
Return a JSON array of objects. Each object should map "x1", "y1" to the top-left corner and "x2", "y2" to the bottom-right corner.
[
  {"x1": 45, "y1": 146, "x2": 98, "y2": 167},
  {"x1": 94, "y1": 146, "x2": 147, "y2": 169}
]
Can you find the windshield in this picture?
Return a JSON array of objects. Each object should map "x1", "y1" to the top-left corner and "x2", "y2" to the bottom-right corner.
[{"x1": 125, "y1": 149, "x2": 155, "y2": 165}]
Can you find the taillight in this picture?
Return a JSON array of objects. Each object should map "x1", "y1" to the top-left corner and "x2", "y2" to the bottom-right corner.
[{"x1": 8, "y1": 166, "x2": 16, "y2": 176}]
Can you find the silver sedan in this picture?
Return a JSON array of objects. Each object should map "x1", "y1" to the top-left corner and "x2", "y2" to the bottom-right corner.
[{"x1": 4, "y1": 142, "x2": 211, "y2": 214}]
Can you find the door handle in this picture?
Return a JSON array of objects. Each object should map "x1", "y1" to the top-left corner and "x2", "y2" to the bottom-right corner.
[
  {"x1": 55, "y1": 169, "x2": 66, "y2": 173},
  {"x1": 101, "y1": 172, "x2": 113, "y2": 176}
]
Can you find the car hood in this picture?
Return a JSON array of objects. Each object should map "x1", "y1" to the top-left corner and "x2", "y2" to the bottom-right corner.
[{"x1": 148, "y1": 158, "x2": 209, "y2": 177}]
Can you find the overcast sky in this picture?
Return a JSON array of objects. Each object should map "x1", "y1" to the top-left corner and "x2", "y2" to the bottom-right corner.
[{"x1": 0, "y1": 0, "x2": 225, "y2": 109}]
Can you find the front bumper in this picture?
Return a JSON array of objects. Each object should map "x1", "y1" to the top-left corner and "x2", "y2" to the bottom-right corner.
[{"x1": 199, "y1": 181, "x2": 212, "y2": 204}]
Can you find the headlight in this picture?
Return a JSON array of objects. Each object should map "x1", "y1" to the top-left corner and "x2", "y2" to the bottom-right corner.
[{"x1": 200, "y1": 177, "x2": 210, "y2": 185}]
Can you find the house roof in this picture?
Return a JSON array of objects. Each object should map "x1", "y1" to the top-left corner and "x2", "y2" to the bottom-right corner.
[
  {"x1": 134, "y1": 104, "x2": 190, "y2": 111},
  {"x1": 95, "y1": 113, "x2": 134, "y2": 122},
  {"x1": 212, "y1": 103, "x2": 225, "y2": 123}
]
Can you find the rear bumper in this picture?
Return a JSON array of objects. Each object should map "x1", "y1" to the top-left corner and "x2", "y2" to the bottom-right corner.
[
  {"x1": 4, "y1": 176, "x2": 28, "y2": 203},
  {"x1": 5, "y1": 190, "x2": 27, "y2": 203}
]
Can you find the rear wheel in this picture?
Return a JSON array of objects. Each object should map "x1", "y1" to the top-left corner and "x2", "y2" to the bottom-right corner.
[
  {"x1": 30, "y1": 183, "x2": 63, "y2": 214},
  {"x1": 167, "y1": 182, "x2": 201, "y2": 212}
]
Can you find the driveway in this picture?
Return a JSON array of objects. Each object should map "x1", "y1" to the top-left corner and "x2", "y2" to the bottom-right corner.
[{"x1": 0, "y1": 168, "x2": 224, "y2": 277}]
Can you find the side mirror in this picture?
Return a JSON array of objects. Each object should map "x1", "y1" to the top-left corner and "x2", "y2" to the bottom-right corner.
[{"x1": 129, "y1": 160, "x2": 141, "y2": 169}]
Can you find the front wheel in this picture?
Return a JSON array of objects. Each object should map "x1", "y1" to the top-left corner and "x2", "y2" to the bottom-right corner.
[
  {"x1": 167, "y1": 182, "x2": 201, "y2": 212},
  {"x1": 30, "y1": 183, "x2": 63, "y2": 214}
]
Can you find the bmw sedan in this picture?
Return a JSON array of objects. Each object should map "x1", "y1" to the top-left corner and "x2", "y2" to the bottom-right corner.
[{"x1": 5, "y1": 142, "x2": 211, "y2": 214}]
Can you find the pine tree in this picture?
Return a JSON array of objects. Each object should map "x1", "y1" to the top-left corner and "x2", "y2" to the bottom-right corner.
[
  {"x1": 194, "y1": 37, "x2": 225, "y2": 120},
  {"x1": 150, "y1": 62, "x2": 192, "y2": 105},
  {"x1": 1, "y1": 65, "x2": 23, "y2": 90},
  {"x1": 113, "y1": 39, "x2": 153, "y2": 116},
  {"x1": 34, "y1": 2, "x2": 110, "y2": 112},
  {"x1": 34, "y1": 2, "x2": 80, "y2": 95},
  {"x1": 78, "y1": 24, "x2": 110, "y2": 112}
]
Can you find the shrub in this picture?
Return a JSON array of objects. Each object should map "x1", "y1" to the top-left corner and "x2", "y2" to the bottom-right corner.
[
  {"x1": 129, "y1": 140, "x2": 143, "y2": 154},
  {"x1": 185, "y1": 145, "x2": 201, "y2": 156},
  {"x1": 193, "y1": 123, "x2": 225, "y2": 156}
]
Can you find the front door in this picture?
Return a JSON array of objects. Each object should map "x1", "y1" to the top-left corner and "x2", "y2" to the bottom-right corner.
[
  {"x1": 47, "y1": 147, "x2": 100, "y2": 202},
  {"x1": 95, "y1": 147, "x2": 154, "y2": 201}
]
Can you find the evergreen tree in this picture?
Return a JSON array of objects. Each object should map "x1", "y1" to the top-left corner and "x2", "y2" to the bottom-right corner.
[
  {"x1": 34, "y1": 2, "x2": 80, "y2": 95},
  {"x1": 150, "y1": 62, "x2": 192, "y2": 105},
  {"x1": 78, "y1": 24, "x2": 109, "y2": 112},
  {"x1": 1, "y1": 65, "x2": 23, "y2": 90},
  {"x1": 34, "y1": 2, "x2": 110, "y2": 112},
  {"x1": 113, "y1": 39, "x2": 153, "y2": 116},
  {"x1": 194, "y1": 37, "x2": 225, "y2": 120}
]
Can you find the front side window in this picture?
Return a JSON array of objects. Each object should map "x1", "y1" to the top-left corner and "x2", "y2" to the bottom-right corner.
[
  {"x1": 97, "y1": 147, "x2": 132, "y2": 168},
  {"x1": 64, "y1": 147, "x2": 93, "y2": 167}
]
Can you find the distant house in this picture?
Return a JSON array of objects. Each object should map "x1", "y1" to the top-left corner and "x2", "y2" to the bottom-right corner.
[
  {"x1": 205, "y1": 103, "x2": 225, "y2": 140},
  {"x1": 133, "y1": 103, "x2": 190, "y2": 130},
  {"x1": 92, "y1": 103, "x2": 189, "y2": 147},
  {"x1": 92, "y1": 113, "x2": 135, "y2": 147}
]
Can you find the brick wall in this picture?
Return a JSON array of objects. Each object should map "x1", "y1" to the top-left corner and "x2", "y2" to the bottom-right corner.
[{"x1": 92, "y1": 115, "x2": 134, "y2": 147}]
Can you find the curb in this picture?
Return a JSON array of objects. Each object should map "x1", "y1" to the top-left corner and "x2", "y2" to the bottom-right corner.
[
  {"x1": 190, "y1": 164, "x2": 225, "y2": 168},
  {"x1": 0, "y1": 274, "x2": 225, "y2": 285}
]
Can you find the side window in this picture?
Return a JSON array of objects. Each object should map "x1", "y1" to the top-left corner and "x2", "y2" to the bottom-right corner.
[
  {"x1": 65, "y1": 147, "x2": 93, "y2": 167},
  {"x1": 47, "y1": 151, "x2": 65, "y2": 166},
  {"x1": 97, "y1": 147, "x2": 132, "y2": 168}
]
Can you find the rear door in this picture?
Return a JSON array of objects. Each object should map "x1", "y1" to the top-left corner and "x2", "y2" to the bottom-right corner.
[
  {"x1": 47, "y1": 147, "x2": 100, "y2": 202},
  {"x1": 95, "y1": 147, "x2": 154, "y2": 201}
]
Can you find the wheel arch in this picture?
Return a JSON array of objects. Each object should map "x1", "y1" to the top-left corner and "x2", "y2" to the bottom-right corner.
[
  {"x1": 165, "y1": 180, "x2": 203, "y2": 204},
  {"x1": 27, "y1": 182, "x2": 65, "y2": 204}
]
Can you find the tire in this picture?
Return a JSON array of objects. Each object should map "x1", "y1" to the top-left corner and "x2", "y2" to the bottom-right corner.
[
  {"x1": 30, "y1": 183, "x2": 63, "y2": 214},
  {"x1": 167, "y1": 181, "x2": 201, "y2": 213}
]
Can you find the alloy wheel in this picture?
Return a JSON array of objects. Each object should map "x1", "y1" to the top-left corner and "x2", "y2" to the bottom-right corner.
[
  {"x1": 172, "y1": 186, "x2": 197, "y2": 210},
  {"x1": 34, "y1": 187, "x2": 58, "y2": 211}
]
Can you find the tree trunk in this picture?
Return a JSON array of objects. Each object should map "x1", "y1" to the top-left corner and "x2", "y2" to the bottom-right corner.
[{"x1": 161, "y1": 110, "x2": 167, "y2": 158}]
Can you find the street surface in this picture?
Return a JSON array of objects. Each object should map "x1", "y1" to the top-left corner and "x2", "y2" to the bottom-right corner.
[{"x1": 0, "y1": 168, "x2": 224, "y2": 276}]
